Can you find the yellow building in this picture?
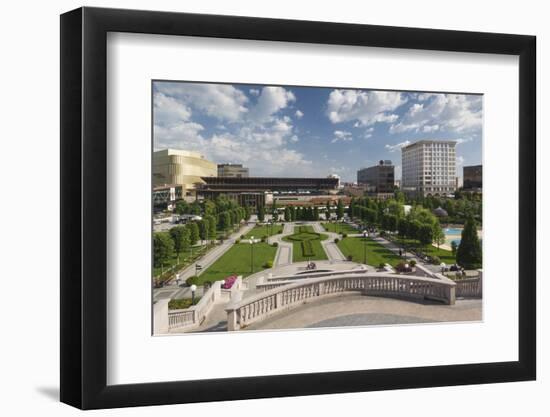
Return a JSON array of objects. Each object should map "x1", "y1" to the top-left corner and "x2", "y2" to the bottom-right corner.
[{"x1": 153, "y1": 149, "x2": 216, "y2": 196}]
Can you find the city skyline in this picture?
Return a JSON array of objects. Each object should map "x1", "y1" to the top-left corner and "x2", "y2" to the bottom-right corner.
[{"x1": 153, "y1": 81, "x2": 483, "y2": 182}]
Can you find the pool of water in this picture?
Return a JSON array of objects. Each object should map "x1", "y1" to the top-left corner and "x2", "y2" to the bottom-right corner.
[
  {"x1": 444, "y1": 228, "x2": 463, "y2": 246},
  {"x1": 443, "y1": 228, "x2": 483, "y2": 247}
]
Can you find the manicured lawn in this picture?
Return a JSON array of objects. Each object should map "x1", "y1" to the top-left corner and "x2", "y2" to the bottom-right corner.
[
  {"x1": 283, "y1": 225, "x2": 329, "y2": 262},
  {"x1": 392, "y1": 237, "x2": 455, "y2": 264},
  {"x1": 243, "y1": 224, "x2": 283, "y2": 239},
  {"x1": 337, "y1": 237, "x2": 402, "y2": 267},
  {"x1": 197, "y1": 242, "x2": 277, "y2": 284},
  {"x1": 425, "y1": 246, "x2": 456, "y2": 264},
  {"x1": 153, "y1": 243, "x2": 215, "y2": 280},
  {"x1": 321, "y1": 222, "x2": 358, "y2": 234}
]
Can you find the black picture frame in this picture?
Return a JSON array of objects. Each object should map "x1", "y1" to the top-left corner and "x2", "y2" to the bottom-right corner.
[{"x1": 60, "y1": 6, "x2": 536, "y2": 410}]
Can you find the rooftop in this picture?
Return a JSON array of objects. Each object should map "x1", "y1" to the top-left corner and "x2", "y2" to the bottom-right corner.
[{"x1": 402, "y1": 139, "x2": 457, "y2": 151}]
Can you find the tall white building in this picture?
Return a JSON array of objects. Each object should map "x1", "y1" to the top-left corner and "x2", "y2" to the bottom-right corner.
[{"x1": 401, "y1": 140, "x2": 457, "y2": 196}]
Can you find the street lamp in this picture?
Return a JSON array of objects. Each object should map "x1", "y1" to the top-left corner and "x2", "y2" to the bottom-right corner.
[
  {"x1": 250, "y1": 236, "x2": 255, "y2": 273},
  {"x1": 362, "y1": 230, "x2": 368, "y2": 265},
  {"x1": 190, "y1": 284, "x2": 197, "y2": 305}
]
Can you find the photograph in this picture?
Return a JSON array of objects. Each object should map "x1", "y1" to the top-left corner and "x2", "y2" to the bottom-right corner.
[{"x1": 151, "y1": 81, "x2": 483, "y2": 334}]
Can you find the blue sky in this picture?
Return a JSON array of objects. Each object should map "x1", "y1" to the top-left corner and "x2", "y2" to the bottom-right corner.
[{"x1": 153, "y1": 81, "x2": 482, "y2": 182}]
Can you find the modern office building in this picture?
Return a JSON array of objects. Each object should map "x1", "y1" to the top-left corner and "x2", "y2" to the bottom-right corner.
[
  {"x1": 217, "y1": 163, "x2": 249, "y2": 178},
  {"x1": 401, "y1": 140, "x2": 457, "y2": 196},
  {"x1": 153, "y1": 149, "x2": 217, "y2": 196},
  {"x1": 197, "y1": 176, "x2": 340, "y2": 208},
  {"x1": 463, "y1": 165, "x2": 482, "y2": 190},
  {"x1": 357, "y1": 160, "x2": 395, "y2": 197}
]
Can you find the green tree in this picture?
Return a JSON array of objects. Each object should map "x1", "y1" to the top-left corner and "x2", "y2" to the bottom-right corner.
[
  {"x1": 257, "y1": 205, "x2": 265, "y2": 222},
  {"x1": 207, "y1": 215, "x2": 217, "y2": 241},
  {"x1": 189, "y1": 200, "x2": 201, "y2": 215},
  {"x1": 432, "y1": 219, "x2": 446, "y2": 250},
  {"x1": 174, "y1": 200, "x2": 190, "y2": 215},
  {"x1": 418, "y1": 224, "x2": 434, "y2": 248},
  {"x1": 313, "y1": 206, "x2": 320, "y2": 221},
  {"x1": 219, "y1": 212, "x2": 231, "y2": 231},
  {"x1": 284, "y1": 207, "x2": 291, "y2": 222},
  {"x1": 336, "y1": 199, "x2": 344, "y2": 220},
  {"x1": 169, "y1": 225, "x2": 190, "y2": 262},
  {"x1": 203, "y1": 200, "x2": 217, "y2": 216},
  {"x1": 153, "y1": 232, "x2": 174, "y2": 269},
  {"x1": 456, "y1": 217, "x2": 482, "y2": 269},
  {"x1": 451, "y1": 240, "x2": 458, "y2": 257},
  {"x1": 326, "y1": 200, "x2": 331, "y2": 220},
  {"x1": 189, "y1": 222, "x2": 200, "y2": 245},
  {"x1": 198, "y1": 219, "x2": 209, "y2": 243}
]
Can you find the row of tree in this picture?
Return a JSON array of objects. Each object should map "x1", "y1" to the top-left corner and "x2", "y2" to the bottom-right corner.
[
  {"x1": 257, "y1": 199, "x2": 346, "y2": 223},
  {"x1": 154, "y1": 196, "x2": 252, "y2": 269}
]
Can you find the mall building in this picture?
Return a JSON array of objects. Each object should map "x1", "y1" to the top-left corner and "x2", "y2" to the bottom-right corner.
[{"x1": 152, "y1": 149, "x2": 216, "y2": 197}]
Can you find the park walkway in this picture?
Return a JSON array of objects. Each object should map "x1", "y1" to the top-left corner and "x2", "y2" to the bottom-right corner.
[
  {"x1": 312, "y1": 222, "x2": 346, "y2": 261},
  {"x1": 272, "y1": 223, "x2": 294, "y2": 266}
]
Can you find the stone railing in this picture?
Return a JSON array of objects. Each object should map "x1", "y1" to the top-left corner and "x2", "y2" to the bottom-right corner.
[
  {"x1": 264, "y1": 267, "x2": 368, "y2": 283},
  {"x1": 455, "y1": 270, "x2": 482, "y2": 298},
  {"x1": 159, "y1": 276, "x2": 244, "y2": 333},
  {"x1": 154, "y1": 279, "x2": 223, "y2": 334},
  {"x1": 226, "y1": 272, "x2": 456, "y2": 331}
]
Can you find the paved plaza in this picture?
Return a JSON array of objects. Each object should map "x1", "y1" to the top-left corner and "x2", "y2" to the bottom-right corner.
[{"x1": 245, "y1": 295, "x2": 482, "y2": 331}]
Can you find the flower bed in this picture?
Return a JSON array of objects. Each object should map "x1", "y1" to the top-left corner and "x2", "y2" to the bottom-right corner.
[{"x1": 222, "y1": 275, "x2": 238, "y2": 289}]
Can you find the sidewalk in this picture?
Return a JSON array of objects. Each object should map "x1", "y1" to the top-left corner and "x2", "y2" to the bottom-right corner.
[{"x1": 153, "y1": 222, "x2": 256, "y2": 301}]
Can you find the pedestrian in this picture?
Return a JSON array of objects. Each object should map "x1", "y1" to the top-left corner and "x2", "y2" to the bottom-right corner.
[{"x1": 399, "y1": 248, "x2": 402, "y2": 257}]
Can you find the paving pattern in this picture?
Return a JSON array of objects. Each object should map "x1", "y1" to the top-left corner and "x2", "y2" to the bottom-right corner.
[{"x1": 245, "y1": 295, "x2": 482, "y2": 331}]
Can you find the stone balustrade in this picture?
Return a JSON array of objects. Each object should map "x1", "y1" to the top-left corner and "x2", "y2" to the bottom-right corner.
[
  {"x1": 162, "y1": 275, "x2": 244, "y2": 333},
  {"x1": 226, "y1": 272, "x2": 456, "y2": 331},
  {"x1": 266, "y1": 267, "x2": 368, "y2": 283},
  {"x1": 455, "y1": 270, "x2": 483, "y2": 298}
]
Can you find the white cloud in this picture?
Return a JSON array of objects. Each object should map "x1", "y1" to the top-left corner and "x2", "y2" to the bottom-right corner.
[
  {"x1": 154, "y1": 82, "x2": 248, "y2": 122},
  {"x1": 248, "y1": 86, "x2": 295, "y2": 123},
  {"x1": 249, "y1": 89, "x2": 260, "y2": 96},
  {"x1": 331, "y1": 130, "x2": 353, "y2": 143},
  {"x1": 153, "y1": 122, "x2": 205, "y2": 150},
  {"x1": 290, "y1": 135, "x2": 299, "y2": 143},
  {"x1": 455, "y1": 137, "x2": 473, "y2": 145},
  {"x1": 456, "y1": 155, "x2": 465, "y2": 166},
  {"x1": 295, "y1": 109, "x2": 304, "y2": 119},
  {"x1": 389, "y1": 94, "x2": 482, "y2": 134},
  {"x1": 422, "y1": 124, "x2": 440, "y2": 133},
  {"x1": 327, "y1": 89, "x2": 407, "y2": 126},
  {"x1": 153, "y1": 92, "x2": 192, "y2": 127},
  {"x1": 385, "y1": 140, "x2": 411, "y2": 152}
]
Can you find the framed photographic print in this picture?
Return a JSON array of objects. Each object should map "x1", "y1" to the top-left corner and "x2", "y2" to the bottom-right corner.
[{"x1": 60, "y1": 6, "x2": 536, "y2": 410}]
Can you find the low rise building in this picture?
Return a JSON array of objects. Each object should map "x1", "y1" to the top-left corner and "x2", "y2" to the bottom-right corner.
[
  {"x1": 153, "y1": 149, "x2": 217, "y2": 197},
  {"x1": 217, "y1": 163, "x2": 249, "y2": 178}
]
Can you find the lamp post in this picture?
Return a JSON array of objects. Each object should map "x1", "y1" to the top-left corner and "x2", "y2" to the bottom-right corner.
[
  {"x1": 362, "y1": 230, "x2": 368, "y2": 265},
  {"x1": 190, "y1": 284, "x2": 197, "y2": 305},
  {"x1": 250, "y1": 236, "x2": 254, "y2": 273}
]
